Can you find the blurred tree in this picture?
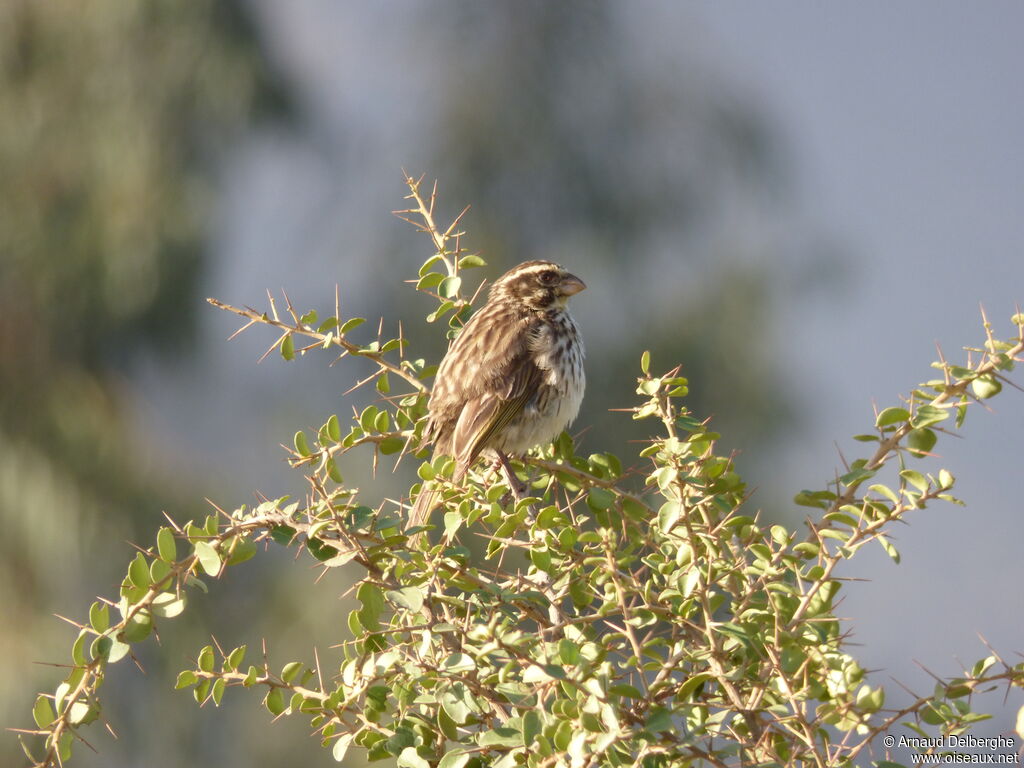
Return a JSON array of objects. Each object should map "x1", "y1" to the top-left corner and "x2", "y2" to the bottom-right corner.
[
  {"x1": 407, "y1": 0, "x2": 796, "y2": 468},
  {"x1": 4, "y1": 1, "x2": 827, "y2": 764},
  {"x1": 0, "y1": 0, "x2": 286, "y2": 763}
]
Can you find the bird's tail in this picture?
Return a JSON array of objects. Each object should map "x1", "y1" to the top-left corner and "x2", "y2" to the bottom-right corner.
[
  {"x1": 406, "y1": 464, "x2": 466, "y2": 541},
  {"x1": 407, "y1": 483, "x2": 439, "y2": 533}
]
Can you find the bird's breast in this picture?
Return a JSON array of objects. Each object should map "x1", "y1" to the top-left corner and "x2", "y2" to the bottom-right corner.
[{"x1": 492, "y1": 312, "x2": 585, "y2": 454}]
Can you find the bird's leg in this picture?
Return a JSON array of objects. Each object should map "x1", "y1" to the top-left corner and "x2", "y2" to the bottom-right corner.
[
  {"x1": 496, "y1": 450, "x2": 528, "y2": 500},
  {"x1": 495, "y1": 450, "x2": 542, "y2": 526}
]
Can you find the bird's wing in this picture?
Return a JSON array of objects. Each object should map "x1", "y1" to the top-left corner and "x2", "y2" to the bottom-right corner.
[
  {"x1": 411, "y1": 317, "x2": 542, "y2": 527},
  {"x1": 426, "y1": 303, "x2": 529, "y2": 443},
  {"x1": 448, "y1": 351, "x2": 544, "y2": 477}
]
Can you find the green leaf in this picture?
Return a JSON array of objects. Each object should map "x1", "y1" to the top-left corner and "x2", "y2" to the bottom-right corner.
[
  {"x1": 876, "y1": 407, "x2": 910, "y2": 428},
  {"x1": 523, "y1": 664, "x2": 563, "y2": 683},
  {"x1": 442, "y1": 653, "x2": 476, "y2": 673},
  {"x1": 226, "y1": 538, "x2": 258, "y2": 565},
  {"x1": 196, "y1": 685, "x2": 217, "y2": 710},
  {"x1": 522, "y1": 709, "x2": 542, "y2": 747},
  {"x1": 426, "y1": 300, "x2": 455, "y2": 323},
  {"x1": 397, "y1": 747, "x2": 432, "y2": 768},
  {"x1": 419, "y1": 255, "x2": 444, "y2": 276},
  {"x1": 558, "y1": 639, "x2": 581, "y2": 665},
  {"x1": 658, "y1": 501, "x2": 682, "y2": 532},
  {"x1": 122, "y1": 609, "x2": 153, "y2": 642},
  {"x1": 332, "y1": 733, "x2": 354, "y2": 763},
  {"x1": 340, "y1": 317, "x2": 366, "y2": 334},
  {"x1": 877, "y1": 535, "x2": 900, "y2": 563},
  {"x1": 677, "y1": 672, "x2": 712, "y2": 701},
  {"x1": 347, "y1": 610, "x2": 362, "y2": 637},
  {"x1": 379, "y1": 436, "x2": 404, "y2": 454},
  {"x1": 280, "y1": 334, "x2": 295, "y2": 361},
  {"x1": 270, "y1": 525, "x2": 297, "y2": 546},
  {"x1": 294, "y1": 430, "x2": 311, "y2": 457},
  {"x1": 856, "y1": 685, "x2": 885, "y2": 711},
  {"x1": 386, "y1": 587, "x2": 425, "y2": 613},
  {"x1": 281, "y1": 661, "x2": 305, "y2": 684},
  {"x1": 265, "y1": 687, "x2": 286, "y2": 716},
  {"x1": 150, "y1": 557, "x2": 171, "y2": 585},
  {"x1": 359, "y1": 406, "x2": 378, "y2": 433},
  {"x1": 439, "y1": 275, "x2": 462, "y2": 299},
  {"x1": 152, "y1": 591, "x2": 187, "y2": 618},
  {"x1": 869, "y1": 483, "x2": 900, "y2": 504},
  {"x1": 194, "y1": 541, "x2": 221, "y2": 577},
  {"x1": 56, "y1": 732, "x2": 73, "y2": 763},
  {"x1": 920, "y1": 703, "x2": 944, "y2": 725},
  {"x1": 437, "y1": 704, "x2": 459, "y2": 740},
  {"x1": 357, "y1": 582, "x2": 385, "y2": 631},
  {"x1": 307, "y1": 537, "x2": 340, "y2": 562},
  {"x1": 175, "y1": 670, "x2": 198, "y2": 689},
  {"x1": 839, "y1": 467, "x2": 876, "y2": 487},
  {"x1": 637, "y1": 378, "x2": 660, "y2": 396},
  {"x1": 91, "y1": 634, "x2": 130, "y2": 663},
  {"x1": 71, "y1": 630, "x2": 89, "y2": 666},
  {"x1": 128, "y1": 553, "x2": 151, "y2": 589},
  {"x1": 645, "y1": 706, "x2": 674, "y2": 732},
  {"x1": 803, "y1": 581, "x2": 840, "y2": 618},
  {"x1": 912, "y1": 404, "x2": 948, "y2": 428},
  {"x1": 67, "y1": 699, "x2": 99, "y2": 725},
  {"x1": 477, "y1": 727, "x2": 522, "y2": 747},
  {"x1": 437, "y1": 750, "x2": 472, "y2": 768},
  {"x1": 794, "y1": 490, "x2": 836, "y2": 509},
  {"x1": 243, "y1": 666, "x2": 260, "y2": 687},
  {"x1": 770, "y1": 524, "x2": 791, "y2": 546},
  {"x1": 906, "y1": 427, "x2": 937, "y2": 457},
  {"x1": 972, "y1": 373, "x2": 1002, "y2": 399},
  {"x1": 586, "y1": 487, "x2": 615, "y2": 512},
  {"x1": 32, "y1": 695, "x2": 55, "y2": 728},
  {"x1": 89, "y1": 601, "x2": 110, "y2": 633},
  {"x1": 458, "y1": 254, "x2": 487, "y2": 269},
  {"x1": 416, "y1": 272, "x2": 444, "y2": 291},
  {"x1": 793, "y1": 542, "x2": 820, "y2": 559},
  {"x1": 440, "y1": 686, "x2": 473, "y2": 725},
  {"x1": 326, "y1": 414, "x2": 341, "y2": 442},
  {"x1": 210, "y1": 678, "x2": 227, "y2": 707},
  {"x1": 325, "y1": 457, "x2": 343, "y2": 483},
  {"x1": 157, "y1": 527, "x2": 177, "y2": 561},
  {"x1": 194, "y1": 679, "x2": 211, "y2": 703},
  {"x1": 198, "y1": 645, "x2": 215, "y2": 673},
  {"x1": 899, "y1": 469, "x2": 929, "y2": 492},
  {"x1": 640, "y1": 350, "x2": 651, "y2": 375}
]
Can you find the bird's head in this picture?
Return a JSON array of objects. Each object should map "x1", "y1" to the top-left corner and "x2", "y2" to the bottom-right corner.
[{"x1": 490, "y1": 260, "x2": 586, "y2": 312}]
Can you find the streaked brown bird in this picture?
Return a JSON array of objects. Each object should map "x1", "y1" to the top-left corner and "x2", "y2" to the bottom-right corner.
[{"x1": 409, "y1": 260, "x2": 586, "y2": 529}]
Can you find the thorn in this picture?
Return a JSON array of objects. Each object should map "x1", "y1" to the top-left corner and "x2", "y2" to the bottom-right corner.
[
  {"x1": 227, "y1": 318, "x2": 259, "y2": 341},
  {"x1": 267, "y1": 290, "x2": 279, "y2": 322}
]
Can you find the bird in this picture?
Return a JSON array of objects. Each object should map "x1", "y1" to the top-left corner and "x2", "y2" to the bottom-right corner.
[{"x1": 409, "y1": 260, "x2": 586, "y2": 530}]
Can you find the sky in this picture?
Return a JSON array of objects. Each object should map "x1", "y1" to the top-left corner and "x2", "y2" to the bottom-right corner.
[
  {"x1": 135, "y1": 0, "x2": 1024, "y2": 748},
  {"x1": 697, "y1": 0, "x2": 1024, "y2": 733}
]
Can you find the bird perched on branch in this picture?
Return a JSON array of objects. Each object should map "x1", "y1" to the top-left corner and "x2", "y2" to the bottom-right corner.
[{"x1": 409, "y1": 260, "x2": 586, "y2": 530}]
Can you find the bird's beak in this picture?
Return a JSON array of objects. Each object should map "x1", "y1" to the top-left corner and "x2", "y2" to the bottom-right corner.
[{"x1": 560, "y1": 274, "x2": 587, "y2": 297}]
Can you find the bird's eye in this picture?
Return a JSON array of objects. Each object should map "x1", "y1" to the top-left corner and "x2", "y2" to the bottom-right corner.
[{"x1": 539, "y1": 270, "x2": 558, "y2": 285}]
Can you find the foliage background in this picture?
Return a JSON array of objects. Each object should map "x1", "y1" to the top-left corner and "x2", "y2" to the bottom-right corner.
[{"x1": 2, "y1": 2, "x2": 1022, "y2": 767}]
